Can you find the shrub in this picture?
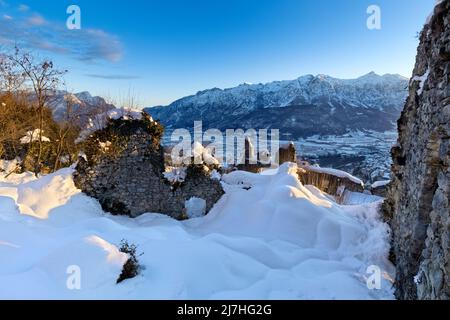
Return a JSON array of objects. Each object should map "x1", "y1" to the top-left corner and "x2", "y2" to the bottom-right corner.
[{"x1": 116, "y1": 240, "x2": 143, "y2": 284}]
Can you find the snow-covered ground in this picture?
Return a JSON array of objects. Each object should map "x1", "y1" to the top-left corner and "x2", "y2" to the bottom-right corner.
[{"x1": 0, "y1": 162, "x2": 394, "y2": 300}]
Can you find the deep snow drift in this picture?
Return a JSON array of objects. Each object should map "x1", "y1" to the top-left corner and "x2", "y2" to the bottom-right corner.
[{"x1": 0, "y1": 162, "x2": 394, "y2": 299}]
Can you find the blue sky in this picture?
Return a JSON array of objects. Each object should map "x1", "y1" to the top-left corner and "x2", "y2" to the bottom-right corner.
[{"x1": 0, "y1": 0, "x2": 435, "y2": 107}]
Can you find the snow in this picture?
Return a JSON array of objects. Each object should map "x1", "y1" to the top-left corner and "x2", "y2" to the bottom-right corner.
[
  {"x1": 0, "y1": 163, "x2": 394, "y2": 299},
  {"x1": 185, "y1": 197, "x2": 206, "y2": 218},
  {"x1": 59, "y1": 155, "x2": 70, "y2": 164},
  {"x1": 174, "y1": 142, "x2": 221, "y2": 166},
  {"x1": 414, "y1": 273, "x2": 422, "y2": 285},
  {"x1": 64, "y1": 93, "x2": 82, "y2": 106},
  {"x1": 412, "y1": 68, "x2": 430, "y2": 96},
  {"x1": 210, "y1": 169, "x2": 222, "y2": 181},
  {"x1": 108, "y1": 108, "x2": 143, "y2": 121},
  {"x1": 20, "y1": 129, "x2": 51, "y2": 144},
  {"x1": 341, "y1": 191, "x2": 383, "y2": 206},
  {"x1": 76, "y1": 108, "x2": 146, "y2": 143},
  {"x1": 301, "y1": 164, "x2": 364, "y2": 186},
  {"x1": 192, "y1": 141, "x2": 220, "y2": 165},
  {"x1": 0, "y1": 158, "x2": 20, "y2": 174},
  {"x1": 163, "y1": 167, "x2": 187, "y2": 184},
  {"x1": 371, "y1": 180, "x2": 390, "y2": 189}
]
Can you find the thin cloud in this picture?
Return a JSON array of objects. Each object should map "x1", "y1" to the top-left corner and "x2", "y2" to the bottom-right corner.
[
  {"x1": 2, "y1": 14, "x2": 12, "y2": 20},
  {"x1": 0, "y1": 10, "x2": 123, "y2": 63},
  {"x1": 85, "y1": 74, "x2": 141, "y2": 80},
  {"x1": 18, "y1": 4, "x2": 29, "y2": 12},
  {"x1": 27, "y1": 14, "x2": 45, "y2": 26}
]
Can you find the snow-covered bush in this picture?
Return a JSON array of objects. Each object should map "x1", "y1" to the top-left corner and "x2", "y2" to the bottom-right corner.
[{"x1": 116, "y1": 240, "x2": 143, "y2": 284}]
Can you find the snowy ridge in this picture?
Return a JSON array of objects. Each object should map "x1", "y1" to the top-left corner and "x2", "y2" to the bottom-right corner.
[
  {"x1": 47, "y1": 90, "x2": 116, "y2": 124},
  {"x1": 0, "y1": 163, "x2": 394, "y2": 299},
  {"x1": 151, "y1": 72, "x2": 407, "y2": 113},
  {"x1": 145, "y1": 72, "x2": 408, "y2": 139}
]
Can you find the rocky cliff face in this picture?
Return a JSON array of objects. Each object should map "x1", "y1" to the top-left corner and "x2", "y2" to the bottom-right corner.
[{"x1": 383, "y1": 0, "x2": 450, "y2": 300}]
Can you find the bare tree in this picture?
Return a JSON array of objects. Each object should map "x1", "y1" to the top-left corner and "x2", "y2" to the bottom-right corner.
[
  {"x1": 6, "y1": 46, "x2": 67, "y2": 174},
  {"x1": 0, "y1": 47, "x2": 27, "y2": 157},
  {"x1": 121, "y1": 87, "x2": 142, "y2": 116},
  {"x1": 0, "y1": 52, "x2": 25, "y2": 93},
  {"x1": 0, "y1": 93, "x2": 36, "y2": 159},
  {"x1": 52, "y1": 92, "x2": 81, "y2": 172}
]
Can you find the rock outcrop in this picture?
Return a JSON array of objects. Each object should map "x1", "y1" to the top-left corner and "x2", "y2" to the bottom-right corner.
[
  {"x1": 383, "y1": 0, "x2": 450, "y2": 300},
  {"x1": 73, "y1": 114, "x2": 224, "y2": 219}
]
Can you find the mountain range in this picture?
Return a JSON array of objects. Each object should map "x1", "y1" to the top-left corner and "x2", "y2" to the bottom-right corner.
[
  {"x1": 144, "y1": 72, "x2": 409, "y2": 139},
  {"x1": 48, "y1": 91, "x2": 115, "y2": 125},
  {"x1": 43, "y1": 73, "x2": 409, "y2": 181}
]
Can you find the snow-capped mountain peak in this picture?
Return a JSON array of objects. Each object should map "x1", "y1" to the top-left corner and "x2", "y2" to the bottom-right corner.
[
  {"x1": 48, "y1": 90, "x2": 115, "y2": 124},
  {"x1": 354, "y1": 72, "x2": 408, "y2": 85}
]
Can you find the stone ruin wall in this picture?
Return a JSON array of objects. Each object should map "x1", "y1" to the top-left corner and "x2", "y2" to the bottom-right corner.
[{"x1": 73, "y1": 116, "x2": 224, "y2": 219}]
